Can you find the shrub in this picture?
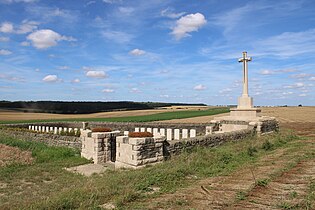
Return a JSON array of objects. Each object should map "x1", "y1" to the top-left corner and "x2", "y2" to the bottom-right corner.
[
  {"x1": 91, "y1": 127, "x2": 112, "y2": 132},
  {"x1": 128, "y1": 132, "x2": 153, "y2": 138},
  {"x1": 247, "y1": 146, "x2": 258, "y2": 157}
]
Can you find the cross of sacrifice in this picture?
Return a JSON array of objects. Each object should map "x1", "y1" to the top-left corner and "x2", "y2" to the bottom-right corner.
[{"x1": 238, "y1": 51, "x2": 252, "y2": 97}]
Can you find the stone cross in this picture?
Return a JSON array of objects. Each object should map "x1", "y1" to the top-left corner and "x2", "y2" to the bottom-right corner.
[{"x1": 238, "y1": 51, "x2": 252, "y2": 96}]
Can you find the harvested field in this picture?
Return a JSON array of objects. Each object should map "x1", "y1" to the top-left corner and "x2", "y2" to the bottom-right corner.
[
  {"x1": 0, "y1": 106, "x2": 209, "y2": 122},
  {"x1": 0, "y1": 144, "x2": 33, "y2": 167}
]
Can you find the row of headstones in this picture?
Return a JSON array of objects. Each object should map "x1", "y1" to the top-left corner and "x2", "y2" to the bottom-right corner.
[
  {"x1": 28, "y1": 125, "x2": 82, "y2": 135},
  {"x1": 132, "y1": 127, "x2": 197, "y2": 140}
]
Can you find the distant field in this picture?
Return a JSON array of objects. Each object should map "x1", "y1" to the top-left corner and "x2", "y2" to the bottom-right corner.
[{"x1": 0, "y1": 107, "x2": 228, "y2": 124}]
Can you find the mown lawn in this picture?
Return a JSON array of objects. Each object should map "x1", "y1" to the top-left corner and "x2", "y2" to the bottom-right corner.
[
  {"x1": 0, "y1": 129, "x2": 309, "y2": 209},
  {"x1": 0, "y1": 107, "x2": 229, "y2": 124}
]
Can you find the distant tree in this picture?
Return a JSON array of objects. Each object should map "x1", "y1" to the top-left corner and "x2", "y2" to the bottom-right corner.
[{"x1": 298, "y1": 104, "x2": 302, "y2": 107}]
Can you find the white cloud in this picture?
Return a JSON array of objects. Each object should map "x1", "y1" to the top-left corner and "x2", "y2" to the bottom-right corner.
[
  {"x1": 20, "y1": 41, "x2": 30, "y2": 46},
  {"x1": 171, "y1": 13, "x2": 207, "y2": 40},
  {"x1": 86, "y1": 71, "x2": 107, "y2": 78},
  {"x1": 259, "y1": 70, "x2": 274, "y2": 75},
  {"x1": 289, "y1": 73, "x2": 311, "y2": 79},
  {"x1": 72, "y1": 78, "x2": 80, "y2": 83},
  {"x1": 102, "y1": 89, "x2": 114, "y2": 93},
  {"x1": 282, "y1": 91, "x2": 293, "y2": 95},
  {"x1": 219, "y1": 88, "x2": 232, "y2": 93},
  {"x1": 0, "y1": 37, "x2": 9, "y2": 42},
  {"x1": 310, "y1": 77, "x2": 315, "y2": 81},
  {"x1": 0, "y1": 0, "x2": 37, "y2": 3},
  {"x1": 161, "y1": 8, "x2": 186, "y2": 19},
  {"x1": 102, "y1": 30, "x2": 133, "y2": 43},
  {"x1": 129, "y1": 48, "x2": 146, "y2": 56},
  {"x1": 299, "y1": 93, "x2": 307, "y2": 97},
  {"x1": 15, "y1": 20, "x2": 39, "y2": 34},
  {"x1": 27, "y1": 29, "x2": 76, "y2": 49},
  {"x1": 130, "y1": 87, "x2": 141, "y2": 93},
  {"x1": 256, "y1": 28, "x2": 315, "y2": 58},
  {"x1": 58, "y1": 65, "x2": 69, "y2": 70},
  {"x1": 160, "y1": 94, "x2": 169, "y2": 98},
  {"x1": 118, "y1": 7, "x2": 134, "y2": 15},
  {"x1": 42, "y1": 75, "x2": 59, "y2": 83},
  {"x1": 0, "y1": 22, "x2": 13, "y2": 33},
  {"x1": 102, "y1": 0, "x2": 121, "y2": 4},
  {"x1": 284, "y1": 82, "x2": 305, "y2": 89},
  {"x1": 194, "y1": 84, "x2": 206, "y2": 91},
  {"x1": 0, "y1": 49, "x2": 12, "y2": 55}
]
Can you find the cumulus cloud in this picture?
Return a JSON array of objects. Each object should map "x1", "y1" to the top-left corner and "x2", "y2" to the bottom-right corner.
[
  {"x1": 310, "y1": 77, "x2": 315, "y2": 81},
  {"x1": 86, "y1": 71, "x2": 107, "y2": 78},
  {"x1": 129, "y1": 48, "x2": 146, "y2": 56},
  {"x1": 42, "y1": 75, "x2": 59, "y2": 83},
  {"x1": 0, "y1": 49, "x2": 12, "y2": 55},
  {"x1": 102, "y1": 89, "x2": 114, "y2": 93},
  {"x1": 0, "y1": 22, "x2": 13, "y2": 33},
  {"x1": 0, "y1": 37, "x2": 9, "y2": 42},
  {"x1": 284, "y1": 82, "x2": 305, "y2": 89},
  {"x1": 161, "y1": 8, "x2": 186, "y2": 19},
  {"x1": 171, "y1": 13, "x2": 207, "y2": 40},
  {"x1": 194, "y1": 84, "x2": 206, "y2": 91},
  {"x1": 27, "y1": 29, "x2": 76, "y2": 49}
]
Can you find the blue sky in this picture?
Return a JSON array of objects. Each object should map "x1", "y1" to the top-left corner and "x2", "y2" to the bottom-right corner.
[{"x1": 0, "y1": 0, "x2": 315, "y2": 106}]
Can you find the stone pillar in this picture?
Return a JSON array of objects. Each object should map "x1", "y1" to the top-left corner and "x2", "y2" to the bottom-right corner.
[
  {"x1": 206, "y1": 126, "x2": 213, "y2": 135},
  {"x1": 189, "y1": 129, "x2": 196, "y2": 138},
  {"x1": 174, "y1": 129, "x2": 180, "y2": 140},
  {"x1": 82, "y1": 122, "x2": 88, "y2": 130},
  {"x1": 166, "y1": 129, "x2": 172, "y2": 141},
  {"x1": 182, "y1": 129, "x2": 188, "y2": 139}
]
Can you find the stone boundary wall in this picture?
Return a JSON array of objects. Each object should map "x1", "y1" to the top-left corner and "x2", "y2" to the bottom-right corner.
[
  {"x1": 0, "y1": 129, "x2": 81, "y2": 150},
  {"x1": 165, "y1": 126, "x2": 255, "y2": 157},
  {"x1": 261, "y1": 120, "x2": 279, "y2": 133}
]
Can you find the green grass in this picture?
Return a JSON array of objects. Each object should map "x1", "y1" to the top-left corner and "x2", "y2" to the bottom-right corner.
[
  {"x1": 0, "y1": 107, "x2": 229, "y2": 124},
  {"x1": 0, "y1": 130, "x2": 304, "y2": 209}
]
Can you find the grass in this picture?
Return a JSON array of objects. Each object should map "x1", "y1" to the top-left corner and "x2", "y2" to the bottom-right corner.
[
  {"x1": 0, "y1": 130, "x2": 303, "y2": 209},
  {"x1": 0, "y1": 107, "x2": 229, "y2": 124}
]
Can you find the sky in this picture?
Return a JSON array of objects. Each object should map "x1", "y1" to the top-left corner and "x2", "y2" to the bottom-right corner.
[{"x1": 0, "y1": 0, "x2": 315, "y2": 106}]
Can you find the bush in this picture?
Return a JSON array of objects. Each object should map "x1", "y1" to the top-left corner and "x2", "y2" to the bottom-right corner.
[
  {"x1": 247, "y1": 146, "x2": 258, "y2": 157},
  {"x1": 128, "y1": 132, "x2": 153, "y2": 138},
  {"x1": 91, "y1": 127, "x2": 112, "y2": 132}
]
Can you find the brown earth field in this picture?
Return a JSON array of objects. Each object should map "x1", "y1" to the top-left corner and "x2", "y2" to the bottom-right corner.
[
  {"x1": 0, "y1": 144, "x2": 33, "y2": 167},
  {"x1": 0, "y1": 106, "x2": 209, "y2": 121}
]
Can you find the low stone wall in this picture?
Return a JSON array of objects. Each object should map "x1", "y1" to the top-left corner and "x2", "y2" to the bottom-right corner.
[
  {"x1": 261, "y1": 119, "x2": 279, "y2": 133},
  {"x1": 165, "y1": 127, "x2": 255, "y2": 156},
  {"x1": 0, "y1": 129, "x2": 81, "y2": 150}
]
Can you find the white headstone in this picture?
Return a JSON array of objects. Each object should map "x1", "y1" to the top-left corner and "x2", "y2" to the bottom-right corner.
[
  {"x1": 50, "y1": 127, "x2": 54, "y2": 132},
  {"x1": 69, "y1": 128, "x2": 73, "y2": 132},
  {"x1": 135, "y1": 127, "x2": 140, "y2": 132},
  {"x1": 124, "y1": 131, "x2": 129, "y2": 136},
  {"x1": 153, "y1": 128, "x2": 159, "y2": 136},
  {"x1": 146, "y1": 128, "x2": 152, "y2": 133},
  {"x1": 59, "y1": 127, "x2": 62, "y2": 133},
  {"x1": 140, "y1": 127, "x2": 145, "y2": 132},
  {"x1": 38, "y1": 126, "x2": 41, "y2": 132},
  {"x1": 160, "y1": 128, "x2": 165, "y2": 136},
  {"x1": 174, "y1": 129, "x2": 180, "y2": 140},
  {"x1": 190, "y1": 129, "x2": 196, "y2": 138},
  {"x1": 206, "y1": 126, "x2": 213, "y2": 135},
  {"x1": 54, "y1": 127, "x2": 58, "y2": 134},
  {"x1": 42, "y1": 126, "x2": 46, "y2": 132},
  {"x1": 182, "y1": 129, "x2": 188, "y2": 139},
  {"x1": 28, "y1": 125, "x2": 31, "y2": 130},
  {"x1": 46, "y1": 127, "x2": 49, "y2": 133},
  {"x1": 166, "y1": 129, "x2": 172, "y2": 141}
]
